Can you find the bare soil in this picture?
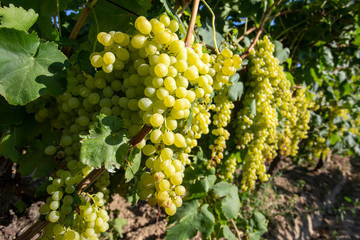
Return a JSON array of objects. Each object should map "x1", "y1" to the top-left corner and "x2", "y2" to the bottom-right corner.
[{"x1": 264, "y1": 155, "x2": 360, "y2": 240}]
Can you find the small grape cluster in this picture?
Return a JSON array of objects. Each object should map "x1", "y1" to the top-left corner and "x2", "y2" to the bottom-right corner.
[
  {"x1": 39, "y1": 192, "x2": 109, "y2": 240},
  {"x1": 218, "y1": 154, "x2": 237, "y2": 182},
  {"x1": 208, "y1": 48, "x2": 242, "y2": 166}
]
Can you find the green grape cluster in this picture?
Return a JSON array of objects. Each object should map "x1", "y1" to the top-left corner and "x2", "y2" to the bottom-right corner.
[
  {"x1": 39, "y1": 192, "x2": 109, "y2": 240},
  {"x1": 218, "y1": 154, "x2": 237, "y2": 182},
  {"x1": 88, "y1": 13, "x2": 233, "y2": 215},
  {"x1": 28, "y1": 64, "x2": 115, "y2": 239},
  {"x1": 279, "y1": 88, "x2": 311, "y2": 156},
  {"x1": 39, "y1": 165, "x2": 90, "y2": 222},
  {"x1": 234, "y1": 36, "x2": 311, "y2": 191},
  {"x1": 87, "y1": 11, "x2": 247, "y2": 214},
  {"x1": 38, "y1": 164, "x2": 110, "y2": 240},
  {"x1": 208, "y1": 48, "x2": 242, "y2": 166}
]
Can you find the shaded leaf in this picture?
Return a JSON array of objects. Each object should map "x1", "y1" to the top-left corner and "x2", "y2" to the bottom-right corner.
[
  {"x1": 0, "y1": 133, "x2": 19, "y2": 162},
  {"x1": 273, "y1": 40, "x2": 290, "y2": 64},
  {"x1": 125, "y1": 148, "x2": 141, "y2": 182},
  {"x1": 198, "y1": 17, "x2": 225, "y2": 49},
  {"x1": 18, "y1": 130, "x2": 61, "y2": 179},
  {"x1": 77, "y1": 50, "x2": 96, "y2": 75}
]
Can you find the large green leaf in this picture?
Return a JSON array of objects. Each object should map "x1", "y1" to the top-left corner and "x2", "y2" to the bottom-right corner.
[
  {"x1": 0, "y1": 4, "x2": 38, "y2": 32},
  {"x1": 213, "y1": 182, "x2": 240, "y2": 219},
  {"x1": 167, "y1": 200, "x2": 215, "y2": 240},
  {"x1": 0, "y1": 28, "x2": 67, "y2": 105},
  {"x1": 80, "y1": 114, "x2": 129, "y2": 169}
]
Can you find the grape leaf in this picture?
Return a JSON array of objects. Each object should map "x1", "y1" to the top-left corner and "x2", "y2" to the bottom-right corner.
[
  {"x1": 222, "y1": 225, "x2": 237, "y2": 240},
  {"x1": 213, "y1": 182, "x2": 240, "y2": 219},
  {"x1": 187, "y1": 174, "x2": 217, "y2": 199},
  {"x1": 0, "y1": 28, "x2": 67, "y2": 105},
  {"x1": 273, "y1": 40, "x2": 290, "y2": 64},
  {"x1": 167, "y1": 200, "x2": 215, "y2": 240},
  {"x1": 251, "y1": 211, "x2": 267, "y2": 234},
  {"x1": 0, "y1": 133, "x2": 19, "y2": 162},
  {"x1": 284, "y1": 72, "x2": 294, "y2": 87},
  {"x1": 18, "y1": 130, "x2": 61, "y2": 179},
  {"x1": 80, "y1": 114, "x2": 130, "y2": 169},
  {"x1": 125, "y1": 147, "x2": 141, "y2": 182},
  {"x1": 249, "y1": 98, "x2": 256, "y2": 116},
  {"x1": 0, "y1": 117, "x2": 51, "y2": 163},
  {"x1": 0, "y1": 96, "x2": 27, "y2": 127},
  {"x1": 112, "y1": 218, "x2": 127, "y2": 238},
  {"x1": 229, "y1": 73, "x2": 244, "y2": 101},
  {"x1": 0, "y1": 4, "x2": 38, "y2": 32},
  {"x1": 198, "y1": 17, "x2": 225, "y2": 49},
  {"x1": 229, "y1": 81, "x2": 244, "y2": 101}
]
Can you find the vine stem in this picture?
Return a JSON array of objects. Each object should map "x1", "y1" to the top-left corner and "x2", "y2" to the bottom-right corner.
[
  {"x1": 237, "y1": 27, "x2": 256, "y2": 42},
  {"x1": 240, "y1": 0, "x2": 282, "y2": 59},
  {"x1": 185, "y1": 0, "x2": 200, "y2": 47},
  {"x1": 62, "y1": 0, "x2": 98, "y2": 56},
  {"x1": 231, "y1": 218, "x2": 242, "y2": 239},
  {"x1": 201, "y1": 0, "x2": 219, "y2": 54},
  {"x1": 104, "y1": 0, "x2": 139, "y2": 16},
  {"x1": 17, "y1": 125, "x2": 152, "y2": 240},
  {"x1": 176, "y1": 0, "x2": 191, "y2": 18}
]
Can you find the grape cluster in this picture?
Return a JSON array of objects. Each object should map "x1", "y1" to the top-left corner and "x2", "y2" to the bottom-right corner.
[
  {"x1": 26, "y1": 63, "x2": 116, "y2": 239},
  {"x1": 208, "y1": 49, "x2": 241, "y2": 166},
  {"x1": 279, "y1": 88, "x2": 311, "y2": 156},
  {"x1": 218, "y1": 154, "x2": 237, "y2": 182},
  {"x1": 39, "y1": 192, "x2": 109, "y2": 240},
  {"x1": 234, "y1": 36, "x2": 311, "y2": 191},
  {"x1": 89, "y1": 13, "x2": 221, "y2": 215}
]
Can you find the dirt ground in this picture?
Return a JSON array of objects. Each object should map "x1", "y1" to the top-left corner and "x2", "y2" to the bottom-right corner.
[
  {"x1": 0, "y1": 155, "x2": 359, "y2": 240},
  {"x1": 264, "y1": 155, "x2": 360, "y2": 240}
]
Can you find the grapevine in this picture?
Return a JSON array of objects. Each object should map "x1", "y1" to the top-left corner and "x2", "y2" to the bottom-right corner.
[{"x1": 0, "y1": 1, "x2": 359, "y2": 240}]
